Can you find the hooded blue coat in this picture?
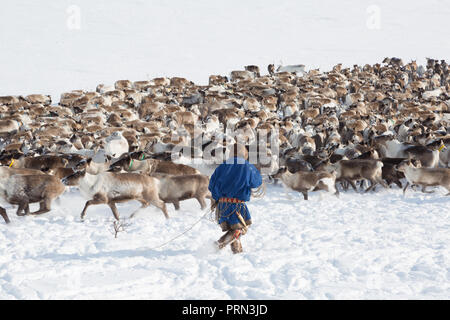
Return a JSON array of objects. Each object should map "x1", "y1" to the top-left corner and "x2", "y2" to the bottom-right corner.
[{"x1": 208, "y1": 157, "x2": 262, "y2": 227}]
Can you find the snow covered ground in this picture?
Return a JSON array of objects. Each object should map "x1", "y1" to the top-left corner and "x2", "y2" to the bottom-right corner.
[
  {"x1": 1, "y1": 0, "x2": 449, "y2": 100},
  {"x1": 1, "y1": 0, "x2": 450, "y2": 300},
  {"x1": 1, "y1": 184, "x2": 450, "y2": 299}
]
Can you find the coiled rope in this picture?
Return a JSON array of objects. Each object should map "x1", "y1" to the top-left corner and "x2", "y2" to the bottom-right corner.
[{"x1": 251, "y1": 181, "x2": 266, "y2": 199}]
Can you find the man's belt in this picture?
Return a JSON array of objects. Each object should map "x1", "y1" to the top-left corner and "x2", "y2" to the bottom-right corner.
[
  {"x1": 219, "y1": 197, "x2": 245, "y2": 204},
  {"x1": 217, "y1": 197, "x2": 248, "y2": 231}
]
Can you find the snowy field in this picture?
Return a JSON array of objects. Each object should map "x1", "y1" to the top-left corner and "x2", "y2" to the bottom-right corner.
[
  {"x1": 1, "y1": 0, "x2": 450, "y2": 300},
  {"x1": 0, "y1": 0, "x2": 449, "y2": 100},
  {"x1": 1, "y1": 184, "x2": 450, "y2": 299}
]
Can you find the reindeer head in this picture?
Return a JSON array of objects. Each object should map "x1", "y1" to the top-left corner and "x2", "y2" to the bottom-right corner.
[
  {"x1": 269, "y1": 166, "x2": 287, "y2": 181},
  {"x1": 61, "y1": 169, "x2": 86, "y2": 186},
  {"x1": 396, "y1": 158, "x2": 422, "y2": 172},
  {"x1": 130, "y1": 151, "x2": 146, "y2": 161},
  {"x1": 74, "y1": 158, "x2": 92, "y2": 171},
  {"x1": 108, "y1": 154, "x2": 132, "y2": 172}
]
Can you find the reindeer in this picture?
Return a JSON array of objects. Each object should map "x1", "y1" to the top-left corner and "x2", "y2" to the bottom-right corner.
[
  {"x1": 152, "y1": 173, "x2": 212, "y2": 210},
  {"x1": 62, "y1": 170, "x2": 168, "y2": 220},
  {"x1": 75, "y1": 157, "x2": 112, "y2": 175},
  {"x1": 403, "y1": 144, "x2": 441, "y2": 168},
  {"x1": 396, "y1": 160, "x2": 450, "y2": 195},
  {"x1": 0, "y1": 167, "x2": 65, "y2": 221},
  {"x1": 51, "y1": 167, "x2": 76, "y2": 180},
  {"x1": 10, "y1": 154, "x2": 68, "y2": 173},
  {"x1": 110, "y1": 157, "x2": 156, "y2": 174},
  {"x1": 271, "y1": 167, "x2": 337, "y2": 200},
  {"x1": 230, "y1": 70, "x2": 254, "y2": 82},
  {"x1": 109, "y1": 154, "x2": 200, "y2": 176},
  {"x1": 276, "y1": 64, "x2": 306, "y2": 74},
  {"x1": 327, "y1": 159, "x2": 388, "y2": 192},
  {"x1": 0, "y1": 120, "x2": 20, "y2": 134},
  {"x1": 379, "y1": 158, "x2": 406, "y2": 189}
]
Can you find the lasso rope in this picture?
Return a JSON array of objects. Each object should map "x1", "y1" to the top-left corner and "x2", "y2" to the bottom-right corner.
[
  {"x1": 251, "y1": 181, "x2": 266, "y2": 199},
  {"x1": 146, "y1": 210, "x2": 211, "y2": 250},
  {"x1": 117, "y1": 182, "x2": 266, "y2": 250}
]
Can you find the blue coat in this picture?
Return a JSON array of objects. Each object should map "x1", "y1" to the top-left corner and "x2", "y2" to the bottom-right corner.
[{"x1": 208, "y1": 157, "x2": 262, "y2": 227}]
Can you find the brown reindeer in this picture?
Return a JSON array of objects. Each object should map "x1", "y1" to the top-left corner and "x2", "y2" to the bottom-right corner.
[
  {"x1": 109, "y1": 154, "x2": 200, "y2": 176},
  {"x1": 153, "y1": 173, "x2": 212, "y2": 210},
  {"x1": 396, "y1": 160, "x2": 450, "y2": 195},
  {"x1": 10, "y1": 154, "x2": 68, "y2": 173},
  {"x1": 271, "y1": 167, "x2": 337, "y2": 200},
  {"x1": 327, "y1": 159, "x2": 388, "y2": 192},
  {"x1": 62, "y1": 170, "x2": 168, "y2": 220},
  {"x1": 0, "y1": 167, "x2": 65, "y2": 221}
]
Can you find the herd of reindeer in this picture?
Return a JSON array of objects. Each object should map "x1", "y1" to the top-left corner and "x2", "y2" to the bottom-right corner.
[{"x1": 0, "y1": 57, "x2": 449, "y2": 225}]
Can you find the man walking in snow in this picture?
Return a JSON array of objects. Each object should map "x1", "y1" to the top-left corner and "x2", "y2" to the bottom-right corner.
[{"x1": 208, "y1": 143, "x2": 262, "y2": 254}]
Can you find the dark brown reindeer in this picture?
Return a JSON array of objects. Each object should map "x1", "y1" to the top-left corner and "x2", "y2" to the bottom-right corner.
[
  {"x1": 10, "y1": 154, "x2": 68, "y2": 173},
  {"x1": 326, "y1": 159, "x2": 388, "y2": 193},
  {"x1": 0, "y1": 167, "x2": 65, "y2": 223}
]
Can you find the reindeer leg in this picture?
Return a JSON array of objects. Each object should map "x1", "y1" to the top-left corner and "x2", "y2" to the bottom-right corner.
[
  {"x1": 31, "y1": 199, "x2": 52, "y2": 215},
  {"x1": 129, "y1": 199, "x2": 149, "y2": 218},
  {"x1": 334, "y1": 186, "x2": 340, "y2": 197},
  {"x1": 173, "y1": 201, "x2": 180, "y2": 210},
  {"x1": 0, "y1": 207, "x2": 10, "y2": 224},
  {"x1": 359, "y1": 180, "x2": 365, "y2": 190},
  {"x1": 301, "y1": 191, "x2": 308, "y2": 200},
  {"x1": 150, "y1": 199, "x2": 169, "y2": 219},
  {"x1": 334, "y1": 182, "x2": 340, "y2": 194},
  {"x1": 81, "y1": 193, "x2": 107, "y2": 220},
  {"x1": 108, "y1": 202, "x2": 120, "y2": 221},
  {"x1": 16, "y1": 205, "x2": 24, "y2": 216},
  {"x1": 421, "y1": 186, "x2": 435, "y2": 194},
  {"x1": 378, "y1": 178, "x2": 389, "y2": 189},
  {"x1": 196, "y1": 197, "x2": 207, "y2": 210},
  {"x1": 385, "y1": 179, "x2": 392, "y2": 188},
  {"x1": 403, "y1": 182, "x2": 410, "y2": 195},
  {"x1": 340, "y1": 180, "x2": 349, "y2": 191},
  {"x1": 281, "y1": 183, "x2": 293, "y2": 199},
  {"x1": 24, "y1": 203, "x2": 30, "y2": 215},
  {"x1": 348, "y1": 179, "x2": 358, "y2": 192},
  {"x1": 365, "y1": 180, "x2": 377, "y2": 193},
  {"x1": 16, "y1": 198, "x2": 29, "y2": 216}
]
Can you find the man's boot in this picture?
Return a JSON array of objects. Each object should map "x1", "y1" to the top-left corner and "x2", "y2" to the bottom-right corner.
[
  {"x1": 216, "y1": 230, "x2": 235, "y2": 249},
  {"x1": 217, "y1": 229, "x2": 244, "y2": 250},
  {"x1": 231, "y1": 239, "x2": 243, "y2": 254}
]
